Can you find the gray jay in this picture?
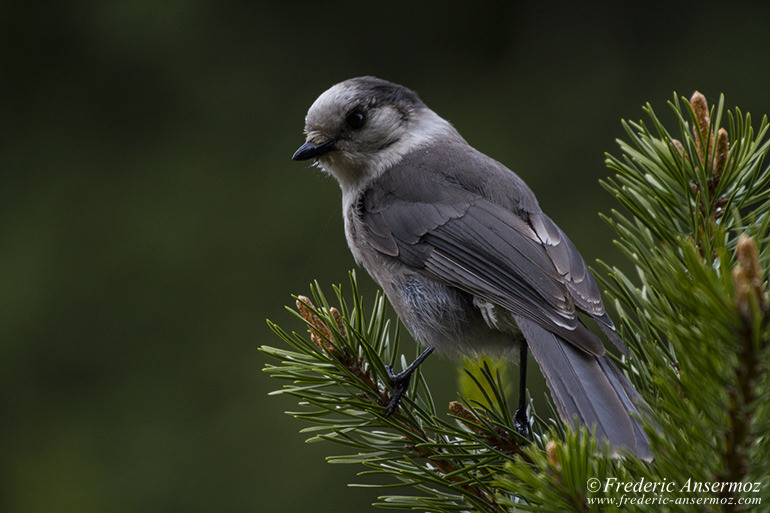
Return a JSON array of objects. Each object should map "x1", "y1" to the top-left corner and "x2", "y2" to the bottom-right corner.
[{"x1": 292, "y1": 76, "x2": 651, "y2": 460}]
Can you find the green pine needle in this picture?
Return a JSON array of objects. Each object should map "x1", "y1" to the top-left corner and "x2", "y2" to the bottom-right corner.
[{"x1": 264, "y1": 92, "x2": 770, "y2": 512}]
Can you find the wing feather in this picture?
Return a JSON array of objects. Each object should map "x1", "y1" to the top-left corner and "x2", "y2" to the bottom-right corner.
[{"x1": 359, "y1": 169, "x2": 620, "y2": 356}]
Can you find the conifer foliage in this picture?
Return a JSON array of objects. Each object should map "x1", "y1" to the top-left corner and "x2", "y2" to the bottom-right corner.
[{"x1": 262, "y1": 92, "x2": 769, "y2": 512}]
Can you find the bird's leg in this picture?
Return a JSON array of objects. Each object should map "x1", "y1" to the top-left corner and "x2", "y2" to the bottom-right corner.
[
  {"x1": 514, "y1": 341, "x2": 530, "y2": 437},
  {"x1": 384, "y1": 346, "x2": 434, "y2": 417}
]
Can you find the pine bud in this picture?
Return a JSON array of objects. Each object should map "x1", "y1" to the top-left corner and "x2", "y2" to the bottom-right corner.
[
  {"x1": 545, "y1": 440, "x2": 561, "y2": 471},
  {"x1": 449, "y1": 401, "x2": 485, "y2": 435},
  {"x1": 690, "y1": 91, "x2": 711, "y2": 164},
  {"x1": 713, "y1": 127, "x2": 730, "y2": 178},
  {"x1": 330, "y1": 307, "x2": 348, "y2": 342},
  {"x1": 733, "y1": 236, "x2": 766, "y2": 321},
  {"x1": 670, "y1": 138, "x2": 685, "y2": 155},
  {"x1": 296, "y1": 296, "x2": 333, "y2": 352}
]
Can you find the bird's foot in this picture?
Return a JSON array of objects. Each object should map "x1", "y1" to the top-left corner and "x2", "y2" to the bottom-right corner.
[
  {"x1": 383, "y1": 347, "x2": 434, "y2": 417},
  {"x1": 513, "y1": 407, "x2": 530, "y2": 438},
  {"x1": 384, "y1": 366, "x2": 412, "y2": 417}
]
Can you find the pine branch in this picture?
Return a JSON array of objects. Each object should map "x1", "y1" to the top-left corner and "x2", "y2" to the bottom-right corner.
[
  {"x1": 600, "y1": 91, "x2": 770, "y2": 512},
  {"x1": 262, "y1": 274, "x2": 527, "y2": 513},
  {"x1": 264, "y1": 91, "x2": 770, "y2": 512},
  {"x1": 721, "y1": 236, "x2": 769, "y2": 511}
]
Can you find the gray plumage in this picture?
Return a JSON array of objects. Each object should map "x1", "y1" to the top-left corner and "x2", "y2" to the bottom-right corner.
[{"x1": 293, "y1": 76, "x2": 651, "y2": 460}]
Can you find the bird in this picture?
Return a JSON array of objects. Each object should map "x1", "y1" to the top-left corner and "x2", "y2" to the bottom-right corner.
[{"x1": 292, "y1": 76, "x2": 651, "y2": 460}]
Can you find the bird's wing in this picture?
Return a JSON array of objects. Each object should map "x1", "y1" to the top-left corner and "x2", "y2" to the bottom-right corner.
[
  {"x1": 361, "y1": 167, "x2": 625, "y2": 356},
  {"x1": 528, "y1": 210, "x2": 625, "y2": 353}
]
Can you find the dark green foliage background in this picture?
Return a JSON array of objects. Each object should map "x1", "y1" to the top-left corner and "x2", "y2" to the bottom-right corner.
[{"x1": 2, "y1": 2, "x2": 770, "y2": 512}]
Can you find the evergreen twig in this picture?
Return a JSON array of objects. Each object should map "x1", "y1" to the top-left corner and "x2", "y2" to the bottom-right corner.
[
  {"x1": 264, "y1": 91, "x2": 770, "y2": 512},
  {"x1": 263, "y1": 275, "x2": 521, "y2": 512}
]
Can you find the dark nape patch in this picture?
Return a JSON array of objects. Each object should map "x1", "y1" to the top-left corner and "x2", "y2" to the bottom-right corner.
[{"x1": 351, "y1": 76, "x2": 425, "y2": 111}]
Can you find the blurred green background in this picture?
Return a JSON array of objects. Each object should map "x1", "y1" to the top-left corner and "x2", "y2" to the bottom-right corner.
[{"x1": 3, "y1": 2, "x2": 770, "y2": 512}]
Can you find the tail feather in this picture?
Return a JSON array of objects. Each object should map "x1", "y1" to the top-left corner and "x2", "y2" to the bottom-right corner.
[
  {"x1": 514, "y1": 316, "x2": 652, "y2": 461},
  {"x1": 594, "y1": 311, "x2": 629, "y2": 357},
  {"x1": 596, "y1": 357, "x2": 652, "y2": 460}
]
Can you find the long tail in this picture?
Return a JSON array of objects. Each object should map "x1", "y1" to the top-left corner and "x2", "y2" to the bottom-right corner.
[{"x1": 514, "y1": 316, "x2": 652, "y2": 461}]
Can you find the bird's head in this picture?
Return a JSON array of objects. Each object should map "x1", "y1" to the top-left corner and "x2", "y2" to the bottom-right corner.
[{"x1": 292, "y1": 77, "x2": 450, "y2": 189}]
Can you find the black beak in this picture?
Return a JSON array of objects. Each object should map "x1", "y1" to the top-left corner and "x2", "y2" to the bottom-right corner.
[{"x1": 292, "y1": 139, "x2": 337, "y2": 161}]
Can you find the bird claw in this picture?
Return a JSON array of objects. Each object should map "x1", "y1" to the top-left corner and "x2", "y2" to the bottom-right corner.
[
  {"x1": 383, "y1": 347, "x2": 434, "y2": 417},
  {"x1": 514, "y1": 407, "x2": 530, "y2": 438},
  {"x1": 384, "y1": 367, "x2": 412, "y2": 417}
]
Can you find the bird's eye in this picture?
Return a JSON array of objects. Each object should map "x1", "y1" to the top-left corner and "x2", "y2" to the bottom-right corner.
[{"x1": 345, "y1": 111, "x2": 366, "y2": 130}]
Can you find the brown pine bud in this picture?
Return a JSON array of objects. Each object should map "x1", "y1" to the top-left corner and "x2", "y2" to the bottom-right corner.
[
  {"x1": 713, "y1": 127, "x2": 730, "y2": 178},
  {"x1": 296, "y1": 296, "x2": 333, "y2": 352},
  {"x1": 546, "y1": 440, "x2": 561, "y2": 471},
  {"x1": 330, "y1": 307, "x2": 348, "y2": 342},
  {"x1": 690, "y1": 91, "x2": 711, "y2": 164},
  {"x1": 733, "y1": 236, "x2": 766, "y2": 321},
  {"x1": 449, "y1": 401, "x2": 485, "y2": 435},
  {"x1": 668, "y1": 139, "x2": 689, "y2": 160}
]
